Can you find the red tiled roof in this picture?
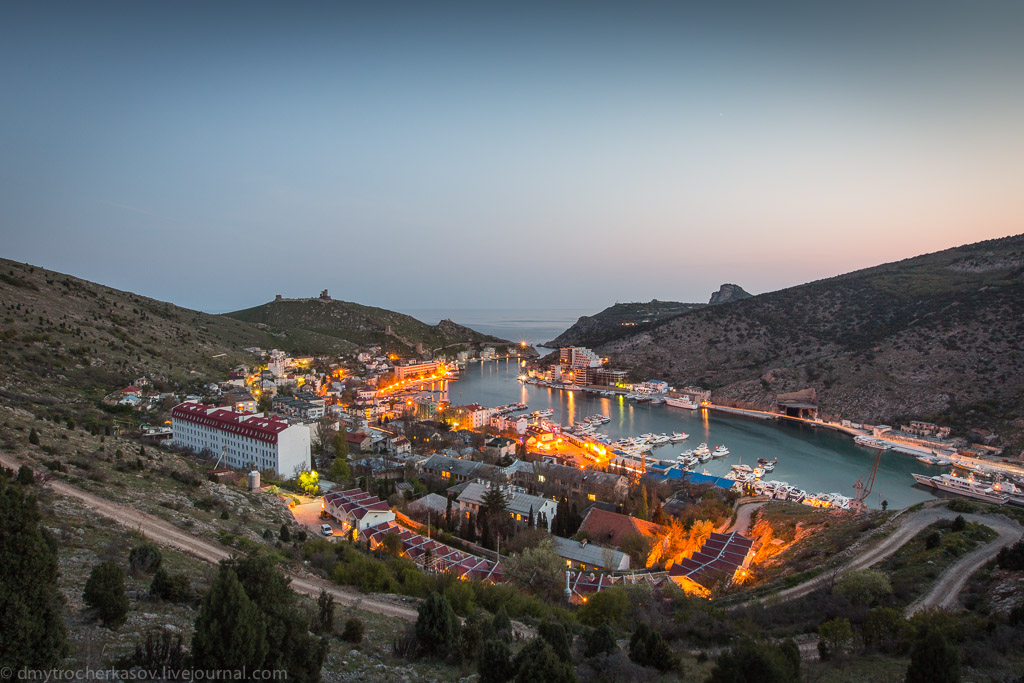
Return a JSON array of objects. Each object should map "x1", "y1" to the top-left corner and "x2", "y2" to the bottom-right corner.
[
  {"x1": 171, "y1": 402, "x2": 289, "y2": 443},
  {"x1": 579, "y1": 508, "x2": 667, "y2": 549}
]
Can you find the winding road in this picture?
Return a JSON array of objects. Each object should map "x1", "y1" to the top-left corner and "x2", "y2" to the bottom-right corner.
[
  {"x1": 1, "y1": 452, "x2": 421, "y2": 622},
  {"x1": 747, "y1": 504, "x2": 1022, "y2": 614}
]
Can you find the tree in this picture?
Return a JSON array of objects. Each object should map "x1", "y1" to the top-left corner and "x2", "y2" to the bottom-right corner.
[
  {"x1": 227, "y1": 555, "x2": 325, "y2": 683},
  {"x1": 638, "y1": 485, "x2": 649, "y2": 521},
  {"x1": 504, "y1": 538, "x2": 565, "y2": 600},
  {"x1": 341, "y1": 618, "x2": 364, "y2": 644},
  {"x1": 651, "y1": 502, "x2": 665, "y2": 526},
  {"x1": 478, "y1": 639, "x2": 512, "y2": 683},
  {"x1": 817, "y1": 617, "x2": 853, "y2": 660},
  {"x1": 416, "y1": 592, "x2": 460, "y2": 659},
  {"x1": 129, "y1": 542, "x2": 163, "y2": 575},
  {"x1": 191, "y1": 564, "x2": 268, "y2": 672},
  {"x1": 333, "y1": 433, "x2": 349, "y2": 458},
  {"x1": 297, "y1": 470, "x2": 320, "y2": 495},
  {"x1": 905, "y1": 628, "x2": 959, "y2": 683},
  {"x1": 28, "y1": 428, "x2": 40, "y2": 445},
  {"x1": 628, "y1": 623, "x2": 676, "y2": 672},
  {"x1": 538, "y1": 619, "x2": 572, "y2": 661},
  {"x1": 881, "y1": 499, "x2": 889, "y2": 511},
  {"x1": 382, "y1": 531, "x2": 402, "y2": 556},
  {"x1": 327, "y1": 457, "x2": 350, "y2": 483},
  {"x1": 950, "y1": 515, "x2": 966, "y2": 532},
  {"x1": 0, "y1": 475, "x2": 68, "y2": 669},
  {"x1": 84, "y1": 561, "x2": 129, "y2": 628},
  {"x1": 862, "y1": 607, "x2": 905, "y2": 653},
  {"x1": 279, "y1": 524, "x2": 291, "y2": 543},
  {"x1": 491, "y1": 606, "x2": 512, "y2": 642},
  {"x1": 314, "y1": 589, "x2": 334, "y2": 634},
  {"x1": 482, "y1": 486, "x2": 510, "y2": 540},
  {"x1": 584, "y1": 623, "x2": 618, "y2": 657},
  {"x1": 834, "y1": 569, "x2": 892, "y2": 606},
  {"x1": 578, "y1": 585, "x2": 629, "y2": 627},
  {"x1": 16, "y1": 465, "x2": 35, "y2": 485}
]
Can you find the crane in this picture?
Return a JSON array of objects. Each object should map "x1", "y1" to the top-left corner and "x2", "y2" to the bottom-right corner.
[{"x1": 851, "y1": 447, "x2": 884, "y2": 512}]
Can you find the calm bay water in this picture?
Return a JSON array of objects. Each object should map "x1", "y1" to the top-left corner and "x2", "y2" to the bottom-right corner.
[
  {"x1": 404, "y1": 308, "x2": 591, "y2": 347},
  {"x1": 442, "y1": 358, "x2": 941, "y2": 510}
]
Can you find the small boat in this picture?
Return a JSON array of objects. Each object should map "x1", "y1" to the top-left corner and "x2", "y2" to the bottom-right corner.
[
  {"x1": 670, "y1": 432, "x2": 689, "y2": 443},
  {"x1": 712, "y1": 445, "x2": 729, "y2": 458},
  {"x1": 731, "y1": 464, "x2": 753, "y2": 474}
]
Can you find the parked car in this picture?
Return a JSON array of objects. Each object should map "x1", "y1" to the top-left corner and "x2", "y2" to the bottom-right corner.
[{"x1": 321, "y1": 524, "x2": 333, "y2": 536}]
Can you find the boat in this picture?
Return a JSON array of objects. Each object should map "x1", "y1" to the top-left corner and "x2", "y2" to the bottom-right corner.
[
  {"x1": 670, "y1": 432, "x2": 689, "y2": 443},
  {"x1": 911, "y1": 473, "x2": 1009, "y2": 505},
  {"x1": 854, "y1": 435, "x2": 893, "y2": 450},
  {"x1": 711, "y1": 445, "x2": 729, "y2": 458},
  {"x1": 730, "y1": 464, "x2": 753, "y2": 474},
  {"x1": 758, "y1": 457, "x2": 777, "y2": 472},
  {"x1": 665, "y1": 396, "x2": 698, "y2": 410}
]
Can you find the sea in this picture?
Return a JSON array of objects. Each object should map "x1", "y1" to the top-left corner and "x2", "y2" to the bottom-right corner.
[{"x1": 403, "y1": 308, "x2": 943, "y2": 511}]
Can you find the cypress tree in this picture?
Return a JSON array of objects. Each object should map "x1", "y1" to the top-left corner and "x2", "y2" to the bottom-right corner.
[
  {"x1": 478, "y1": 639, "x2": 512, "y2": 683},
  {"x1": 84, "y1": 561, "x2": 129, "y2": 628},
  {"x1": 415, "y1": 592, "x2": 460, "y2": 659},
  {"x1": 584, "y1": 623, "x2": 618, "y2": 658},
  {"x1": 0, "y1": 476, "x2": 68, "y2": 669},
  {"x1": 538, "y1": 619, "x2": 572, "y2": 661},
  {"x1": 191, "y1": 564, "x2": 268, "y2": 672},
  {"x1": 28, "y1": 428, "x2": 40, "y2": 445}
]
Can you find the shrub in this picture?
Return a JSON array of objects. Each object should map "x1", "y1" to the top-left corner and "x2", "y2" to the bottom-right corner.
[
  {"x1": 16, "y1": 465, "x2": 35, "y2": 485},
  {"x1": 512, "y1": 637, "x2": 576, "y2": 683},
  {"x1": 29, "y1": 428, "x2": 40, "y2": 445},
  {"x1": 492, "y1": 606, "x2": 512, "y2": 642},
  {"x1": 707, "y1": 639, "x2": 799, "y2": 683},
  {"x1": 478, "y1": 639, "x2": 512, "y2": 683},
  {"x1": 341, "y1": 617, "x2": 364, "y2": 644},
  {"x1": 578, "y1": 585, "x2": 629, "y2": 627},
  {"x1": 538, "y1": 619, "x2": 572, "y2": 661},
  {"x1": 129, "y1": 542, "x2": 163, "y2": 575},
  {"x1": 150, "y1": 568, "x2": 194, "y2": 603},
  {"x1": 950, "y1": 515, "x2": 966, "y2": 532},
  {"x1": 314, "y1": 590, "x2": 334, "y2": 634},
  {"x1": 279, "y1": 524, "x2": 291, "y2": 543},
  {"x1": 906, "y1": 627, "x2": 959, "y2": 683},
  {"x1": 833, "y1": 570, "x2": 892, "y2": 606},
  {"x1": 84, "y1": 561, "x2": 129, "y2": 627},
  {"x1": 996, "y1": 540, "x2": 1024, "y2": 570},
  {"x1": 817, "y1": 618, "x2": 853, "y2": 660},
  {"x1": 925, "y1": 532, "x2": 942, "y2": 550}
]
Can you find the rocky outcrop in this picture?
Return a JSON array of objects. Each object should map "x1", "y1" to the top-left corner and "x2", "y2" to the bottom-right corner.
[{"x1": 708, "y1": 283, "x2": 752, "y2": 305}]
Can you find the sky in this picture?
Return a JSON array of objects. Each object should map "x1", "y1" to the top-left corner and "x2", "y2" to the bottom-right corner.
[{"x1": 1, "y1": 1, "x2": 1022, "y2": 316}]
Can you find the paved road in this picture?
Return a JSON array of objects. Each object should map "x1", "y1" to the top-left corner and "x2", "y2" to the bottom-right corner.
[
  {"x1": 726, "y1": 498, "x2": 769, "y2": 536},
  {"x1": 748, "y1": 505, "x2": 1022, "y2": 612},
  {"x1": 1, "y1": 452, "x2": 420, "y2": 622}
]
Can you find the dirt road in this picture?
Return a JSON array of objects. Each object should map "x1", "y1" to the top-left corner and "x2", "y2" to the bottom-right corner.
[
  {"x1": 1, "y1": 452, "x2": 420, "y2": 622},
  {"x1": 749, "y1": 505, "x2": 1022, "y2": 612}
]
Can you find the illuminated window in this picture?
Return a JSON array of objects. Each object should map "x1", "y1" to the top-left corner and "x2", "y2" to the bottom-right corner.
[
  {"x1": 538, "y1": 475, "x2": 545, "y2": 483},
  {"x1": 516, "y1": 514, "x2": 521, "y2": 521},
  {"x1": 587, "y1": 494, "x2": 596, "y2": 501}
]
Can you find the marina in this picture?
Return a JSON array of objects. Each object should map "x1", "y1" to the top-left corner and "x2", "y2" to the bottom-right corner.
[{"x1": 440, "y1": 358, "x2": 950, "y2": 510}]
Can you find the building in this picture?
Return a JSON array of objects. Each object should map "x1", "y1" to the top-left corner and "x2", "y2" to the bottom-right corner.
[
  {"x1": 578, "y1": 507, "x2": 667, "y2": 551},
  {"x1": 170, "y1": 401, "x2": 310, "y2": 477},
  {"x1": 667, "y1": 532, "x2": 754, "y2": 597},
  {"x1": 551, "y1": 536, "x2": 630, "y2": 572},
  {"x1": 594, "y1": 368, "x2": 629, "y2": 387},
  {"x1": 634, "y1": 380, "x2": 669, "y2": 394},
  {"x1": 272, "y1": 395, "x2": 325, "y2": 420},
  {"x1": 344, "y1": 431, "x2": 373, "y2": 453},
  {"x1": 350, "y1": 456, "x2": 406, "y2": 482},
  {"x1": 559, "y1": 347, "x2": 603, "y2": 369},
  {"x1": 322, "y1": 488, "x2": 395, "y2": 536},
  {"x1": 393, "y1": 360, "x2": 440, "y2": 380},
  {"x1": 420, "y1": 454, "x2": 500, "y2": 486},
  {"x1": 504, "y1": 460, "x2": 628, "y2": 503},
  {"x1": 219, "y1": 391, "x2": 258, "y2": 414},
  {"x1": 455, "y1": 481, "x2": 557, "y2": 532}
]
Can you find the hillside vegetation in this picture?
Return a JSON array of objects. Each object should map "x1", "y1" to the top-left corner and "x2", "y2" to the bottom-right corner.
[
  {"x1": 597, "y1": 235, "x2": 1024, "y2": 446},
  {"x1": 225, "y1": 298, "x2": 507, "y2": 353}
]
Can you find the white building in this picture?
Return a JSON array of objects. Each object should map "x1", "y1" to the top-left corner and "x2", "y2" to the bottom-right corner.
[
  {"x1": 170, "y1": 401, "x2": 310, "y2": 477},
  {"x1": 560, "y1": 346, "x2": 603, "y2": 369},
  {"x1": 323, "y1": 488, "x2": 396, "y2": 537},
  {"x1": 456, "y1": 481, "x2": 558, "y2": 532}
]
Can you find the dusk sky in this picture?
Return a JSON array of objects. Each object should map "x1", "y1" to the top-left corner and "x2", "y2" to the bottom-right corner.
[{"x1": 1, "y1": 1, "x2": 1021, "y2": 316}]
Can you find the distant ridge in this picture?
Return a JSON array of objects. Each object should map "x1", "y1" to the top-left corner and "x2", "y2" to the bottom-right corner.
[{"x1": 598, "y1": 235, "x2": 1024, "y2": 447}]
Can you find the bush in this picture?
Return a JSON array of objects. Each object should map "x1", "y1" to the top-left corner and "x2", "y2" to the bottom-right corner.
[
  {"x1": 16, "y1": 465, "x2": 35, "y2": 485},
  {"x1": 29, "y1": 428, "x2": 40, "y2": 445},
  {"x1": 150, "y1": 568, "x2": 194, "y2": 603},
  {"x1": 997, "y1": 540, "x2": 1024, "y2": 570},
  {"x1": 279, "y1": 524, "x2": 291, "y2": 543},
  {"x1": 341, "y1": 618, "x2": 364, "y2": 644},
  {"x1": 492, "y1": 606, "x2": 512, "y2": 642},
  {"x1": 84, "y1": 561, "x2": 129, "y2": 627},
  {"x1": 925, "y1": 532, "x2": 942, "y2": 550},
  {"x1": 817, "y1": 618, "x2": 853, "y2": 660},
  {"x1": 129, "y1": 542, "x2": 163, "y2": 575},
  {"x1": 584, "y1": 623, "x2": 618, "y2": 658},
  {"x1": 628, "y1": 624, "x2": 676, "y2": 672},
  {"x1": 950, "y1": 515, "x2": 966, "y2": 533},
  {"x1": 512, "y1": 638, "x2": 576, "y2": 683},
  {"x1": 833, "y1": 569, "x2": 892, "y2": 606},
  {"x1": 906, "y1": 627, "x2": 959, "y2": 683},
  {"x1": 707, "y1": 639, "x2": 800, "y2": 683},
  {"x1": 538, "y1": 619, "x2": 572, "y2": 661},
  {"x1": 578, "y1": 585, "x2": 629, "y2": 627}
]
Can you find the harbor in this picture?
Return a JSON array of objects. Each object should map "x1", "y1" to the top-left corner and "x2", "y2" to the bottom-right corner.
[{"x1": 439, "y1": 357, "x2": 952, "y2": 510}]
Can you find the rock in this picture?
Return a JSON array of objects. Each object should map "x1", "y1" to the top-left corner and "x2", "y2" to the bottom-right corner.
[{"x1": 708, "y1": 283, "x2": 752, "y2": 305}]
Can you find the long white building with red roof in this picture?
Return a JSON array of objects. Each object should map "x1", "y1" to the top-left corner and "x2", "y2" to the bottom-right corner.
[{"x1": 170, "y1": 401, "x2": 310, "y2": 477}]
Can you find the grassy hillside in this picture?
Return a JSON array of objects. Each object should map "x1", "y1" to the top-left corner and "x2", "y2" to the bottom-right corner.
[
  {"x1": 545, "y1": 300, "x2": 705, "y2": 348},
  {"x1": 225, "y1": 298, "x2": 508, "y2": 352},
  {"x1": 0, "y1": 258, "x2": 383, "y2": 407},
  {"x1": 598, "y1": 235, "x2": 1024, "y2": 447}
]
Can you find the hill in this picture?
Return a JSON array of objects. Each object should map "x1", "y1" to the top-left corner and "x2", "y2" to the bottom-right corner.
[
  {"x1": 224, "y1": 296, "x2": 508, "y2": 353},
  {"x1": 595, "y1": 235, "x2": 1024, "y2": 447},
  {"x1": 544, "y1": 284, "x2": 751, "y2": 348}
]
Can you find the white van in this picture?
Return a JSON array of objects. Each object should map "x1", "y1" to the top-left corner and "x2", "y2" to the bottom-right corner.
[{"x1": 320, "y1": 524, "x2": 333, "y2": 536}]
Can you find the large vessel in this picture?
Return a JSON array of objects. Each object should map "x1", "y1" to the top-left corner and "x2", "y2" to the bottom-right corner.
[
  {"x1": 665, "y1": 396, "x2": 698, "y2": 410},
  {"x1": 911, "y1": 472, "x2": 1009, "y2": 505}
]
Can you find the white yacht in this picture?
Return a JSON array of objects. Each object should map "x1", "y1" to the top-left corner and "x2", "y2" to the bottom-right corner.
[
  {"x1": 711, "y1": 445, "x2": 729, "y2": 458},
  {"x1": 665, "y1": 396, "x2": 698, "y2": 409},
  {"x1": 911, "y1": 472, "x2": 1009, "y2": 505}
]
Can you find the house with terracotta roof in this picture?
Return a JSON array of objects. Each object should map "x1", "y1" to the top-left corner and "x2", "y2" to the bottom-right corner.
[
  {"x1": 578, "y1": 507, "x2": 668, "y2": 566},
  {"x1": 322, "y1": 488, "x2": 396, "y2": 536},
  {"x1": 667, "y1": 531, "x2": 754, "y2": 597}
]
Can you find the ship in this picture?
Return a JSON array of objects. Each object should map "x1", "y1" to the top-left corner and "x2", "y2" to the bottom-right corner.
[
  {"x1": 910, "y1": 472, "x2": 1009, "y2": 505},
  {"x1": 665, "y1": 396, "x2": 698, "y2": 410}
]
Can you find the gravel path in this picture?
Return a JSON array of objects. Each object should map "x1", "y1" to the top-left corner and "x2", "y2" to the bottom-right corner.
[{"x1": 2, "y1": 452, "x2": 420, "y2": 622}]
